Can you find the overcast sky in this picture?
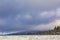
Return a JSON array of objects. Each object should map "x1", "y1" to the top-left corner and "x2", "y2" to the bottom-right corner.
[{"x1": 0, "y1": 0, "x2": 60, "y2": 33}]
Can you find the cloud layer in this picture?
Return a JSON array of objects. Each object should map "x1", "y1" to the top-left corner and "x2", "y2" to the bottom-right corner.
[{"x1": 0, "y1": 0, "x2": 60, "y2": 32}]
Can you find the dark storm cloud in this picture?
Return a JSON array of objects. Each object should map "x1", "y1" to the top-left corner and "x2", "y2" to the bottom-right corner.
[{"x1": 0, "y1": 0, "x2": 60, "y2": 33}]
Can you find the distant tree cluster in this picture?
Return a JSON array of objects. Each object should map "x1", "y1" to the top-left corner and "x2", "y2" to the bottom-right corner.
[
  {"x1": 7, "y1": 26, "x2": 60, "y2": 35},
  {"x1": 54, "y1": 26, "x2": 60, "y2": 32}
]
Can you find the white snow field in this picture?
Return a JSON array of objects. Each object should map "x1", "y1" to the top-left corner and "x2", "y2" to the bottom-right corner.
[{"x1": 0, "y1": 35, "x2": 60, "y2": 40}]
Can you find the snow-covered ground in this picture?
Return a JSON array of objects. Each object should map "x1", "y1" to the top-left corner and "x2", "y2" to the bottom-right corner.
[{"x1": 0, "y1": 35, "x2": 60, "y2": 40}]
